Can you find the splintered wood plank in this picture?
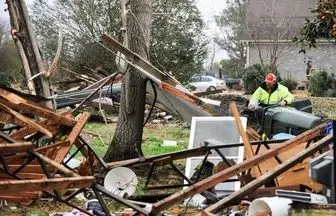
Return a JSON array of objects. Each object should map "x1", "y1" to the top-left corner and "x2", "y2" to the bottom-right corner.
[
  {"x1": 160, "y1": 82, "x2": 199, "y2": 104},
  {"x1": 9, "y1": 127, "x2": 34, "y2": 141},
  {"x1": 230, "y1": 101, "x2": 262, "y2": 177},
  {"x1": 0, "y1": 173, "x2": 45, "y2": 179},
  {"x1": 68, "y1": 112, "x2": 91, "y2": 144},
  {"x1": 0, "y1": 131, "x2": 17, "y2": 143},
  {"x1": 150, "y1": 123, "x2": 326, "y2": 214},
  {"x1": 246, "y1": 126, "x2": 261, "y2": 141},
  {"x1": 3, "y1": 153, "x2": 30, "y2": 164},
  {"x1": 32, "y1": 152, "x2": 79, "y2": 177},
  {"x1": 10, "y1": 120, "x2": 60, "y2": 140},
  {"x1": 102, "y1": 34, "x2": 219, "y2": 116},
  {"x1": 0, "y1": 88, "x2": 76, "y2": 127},
  {"x1": 0, "y1": 176, "x2": 94, "y2": 194},
  {"x1": 0, "y1": 192, "x2": 41, "y2": 201},
  {"x1": 0, "y1": 102, "x2": 53, "y2": 137},
  {"x1": 0, "y1": 165, "x2": 53, "y2": 174},
  {"x1": 0, "y1": 112, "x2": 25, "y2": 126},
  {"x1": 0, "y1": 142, "x2": 32, "y2": 153},
  {"x1": 102, "y1": 34, "x2": 178, "y2": 85},
  {"x1": 9, "y1": 111, "x2": 73, "y2": 141},
  {"x1": 35, "y1": 141, "x2": 70, "y2": 153},
  {"x1": 54, "y1": 112, "x2": 91, "y2": 164}
]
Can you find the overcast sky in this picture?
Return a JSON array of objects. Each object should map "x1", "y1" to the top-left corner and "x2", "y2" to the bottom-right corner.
[{"x1": 0, "y1": 0, "x2": 228, "y2": 62}]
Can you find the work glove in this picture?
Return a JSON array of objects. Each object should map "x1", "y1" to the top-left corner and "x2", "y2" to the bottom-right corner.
[
  {"x1": 279, "y1": 100, "x2": 287, "y2": 106},
  {"x1": 248, "y1": 103, "x2": 257, "y2": 111}
]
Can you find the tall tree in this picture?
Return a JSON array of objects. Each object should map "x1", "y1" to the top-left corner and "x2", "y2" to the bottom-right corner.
[
  {"x1": 294, "y1": 0, "x2": 336, "y2": 48},
  {"x1": 150, "y1": 0, "x2": 208, "y2": 83},
  {"x1": 0, "y1": 20, "x2": 21, "y2": 77},
  {"x1": 104, "y1": 0, "x2": 152, "y2": 162},
  {"x1": 30, "y1": 0, "x2": 121, "y2": 83},
  {"x1": 31, "y1": 0, "x2": 208, "y2": 160},
  {"x1": 214, "y1": 0, "x2": 247, "y2": 77},
  {"x1": 31, "y1": 0, "x2": 207, "y2": 84},
  {"x1": 242, "y1": 0, "x2": 304, "y2": 71}
]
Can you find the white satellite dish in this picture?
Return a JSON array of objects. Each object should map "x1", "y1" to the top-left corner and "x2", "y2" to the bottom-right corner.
[{"x1": 104, "y1": 167, "x2": 138, "y2": 198}]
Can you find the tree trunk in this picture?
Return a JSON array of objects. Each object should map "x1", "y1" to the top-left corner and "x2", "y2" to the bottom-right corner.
[
  {"x1": 7, "y1": 0, "x2": 52, "y2": 107},
  {"x1": 104, "y1": 0, "x2": 152, "y2": 162}
]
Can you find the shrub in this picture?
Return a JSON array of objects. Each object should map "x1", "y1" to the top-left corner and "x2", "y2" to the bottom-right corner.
[
  {"x1": 280, "y1": 79, "x2": 298, "y2": 92},
  {"x1": 327, "y1": 73, "x2": 336, "y2": 97},
  {"x1": 308, "y1": 69, "x2": 332, "y2": 97},
  {"x1": 242, "y1": 64, "x2": 282, "y2": 94},
  {"x1": 0, "y1": 72, "x2": 13, "y2": 87}
]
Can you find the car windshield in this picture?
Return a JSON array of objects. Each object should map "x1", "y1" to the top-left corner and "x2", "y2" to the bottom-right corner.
[{"x1": 190, "y1": 76, "x2": 199, "y2": 82}]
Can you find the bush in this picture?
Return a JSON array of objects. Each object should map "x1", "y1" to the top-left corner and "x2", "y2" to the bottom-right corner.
[
  {"x1": 280, "y1": 79, "x2": 298, "y2": 92},
  {"x1": 308, "y1": 69, "x2": 332, "y2": 97},
  {"x1": 242, "y1": 64, "x2": 282, "y2": 94},
  {"x1": 329, "y1": 73, "x2": 336, "y2": 97},
  {"x1": 0, "y1": 72, "x2": 13, "y2": 87}
]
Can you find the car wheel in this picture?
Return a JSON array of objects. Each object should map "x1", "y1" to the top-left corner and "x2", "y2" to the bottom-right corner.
[{"x1": 207, "y1": 86, "x2": 216, "y2": 91}]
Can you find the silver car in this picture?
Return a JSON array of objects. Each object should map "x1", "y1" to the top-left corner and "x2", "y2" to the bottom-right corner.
[{"x1": 188, "y1": 75, "x2": 226, "y2": 92}]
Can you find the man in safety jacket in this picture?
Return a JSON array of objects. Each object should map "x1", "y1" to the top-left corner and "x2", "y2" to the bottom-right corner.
[{"x1": 248, "y1": 73, "x2": 294, "y2": 110}]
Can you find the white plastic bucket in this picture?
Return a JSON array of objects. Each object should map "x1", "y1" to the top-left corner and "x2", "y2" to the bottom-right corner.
[{"x1": 248, "y1": 197, "x2": 292, "y2": 216}]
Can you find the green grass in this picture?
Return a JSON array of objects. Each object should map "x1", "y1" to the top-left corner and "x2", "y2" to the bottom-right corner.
[
  {"x1": 142, "y1": 124, "x2": 190, "y2": 156},
  {"x1": 77, "y1": 122, "x2": 190, "y2": 159}
]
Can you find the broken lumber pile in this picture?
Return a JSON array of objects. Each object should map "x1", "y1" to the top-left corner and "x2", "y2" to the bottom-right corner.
[
  {"x1": 0, "y1": 86, "x2": 95, "y2": 201},
  {"x1": 0, "y1": 86, "x2": 151, "y2": 216}
]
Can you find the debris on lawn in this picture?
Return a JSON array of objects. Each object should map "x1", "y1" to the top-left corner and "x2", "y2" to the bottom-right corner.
[{"x1": 0, "y1": 32, "x2": 335, "y2": 216}]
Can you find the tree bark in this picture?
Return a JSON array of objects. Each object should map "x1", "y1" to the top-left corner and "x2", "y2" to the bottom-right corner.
[
  {"x1": 7, "y1": 0, "x2": 52, "y2": 108},
  {"x1": 104, "y1": 0, "x2": 152, "y2": 162}
]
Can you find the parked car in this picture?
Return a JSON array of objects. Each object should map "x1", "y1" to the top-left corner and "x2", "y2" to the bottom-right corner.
[
  {"x1": 196, "y1": 71, "x2": 243, "y2": 90},
  {"x1": 187, "y1": 75, "x2": 226, "y2": 92}
]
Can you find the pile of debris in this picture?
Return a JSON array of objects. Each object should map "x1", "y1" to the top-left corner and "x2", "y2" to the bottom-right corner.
[
  {"x1": 0, "y1": 86, "x2": 151, "y2": 215},
  {"x1": 0, "y1": 32, "x2": 334, "y2": 216}
]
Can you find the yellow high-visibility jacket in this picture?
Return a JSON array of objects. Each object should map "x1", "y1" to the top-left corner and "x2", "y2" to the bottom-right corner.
[{"x1": 249, "y1": 82, "x2": 294, "y2": 106}]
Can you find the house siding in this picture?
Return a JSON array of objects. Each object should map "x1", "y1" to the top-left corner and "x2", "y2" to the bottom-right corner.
[{"x1": 247, "y1": 43, "x2": 336, "y2": 85}]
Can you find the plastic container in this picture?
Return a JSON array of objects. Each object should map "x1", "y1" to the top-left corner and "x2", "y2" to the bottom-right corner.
[{"x1": 248, "y1": 197, "x2": 292, "y2": 216}]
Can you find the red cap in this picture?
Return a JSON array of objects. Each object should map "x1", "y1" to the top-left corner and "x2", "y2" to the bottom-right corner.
[{"x1": 265, "y1": 73, "x2": 276, "y2": 84}]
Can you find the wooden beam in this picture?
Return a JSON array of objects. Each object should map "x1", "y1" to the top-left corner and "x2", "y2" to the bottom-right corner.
[
  {"x1": 0, "y1": 176, "x2": 94, "y2": 193},
  {"x1": 230, "y1": 101, "x2": 262, "y2": 177},
  {"x1": 0, "y1": 131, "x2": 18, "y2": 143},
  {"x1": 0, "y1": 165, "x2": 52, "y2": 174},
  {"x1": 159, "y1": 82, "x2": 200, "y2": 104},
  {"x1": 205, "y1": 134, "x2": 333, "y2": 213},
  {"x1": 31, "y1": 152, "x2": 79, "y2": 177},
  {"x1": 0, "y1": 112, "x2": 25, "y2": 126},
  {"x1": 150, "y1": 123, "x2": 326, "y2": 214},
  {"x1": 0, "y1": 88, "x2": 76, "y2": 126},
  {"x1": 102, "y1": 34, "x2": 178, "y2": 85},
  {"x1": 0, "y1": 192, "x2": 41, "y2": 201},
  {"x1": 68, "y1": 112, "x2": 91, "y2": 144},
  {"x1": 0, "y1": 173, "x2": 45, "y2": 179},
  {"x1": 54, "y1": 112, "x2": 91, "y2": 164},
  {"x1": 0, "y1": 101, "x2": 53, "y2": 137},
  {"x1": 9, "y1": 118, "x2": 61, "y2": 140},
  {"x1": 107, "y1": 147, "x2": 209, "y2": 169},
  {"x1": 102, "y1": 34, "x2": 219, "y2": 116},
  {"x1": 246, "y1": 126, "x2": 261, "y2": 141},
  {"x1": 35, "y1": 141, "x2": 70, "y2": 153},
  {"x1": 0, "y1": 142, "x2": 32, "y2": 153}
]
